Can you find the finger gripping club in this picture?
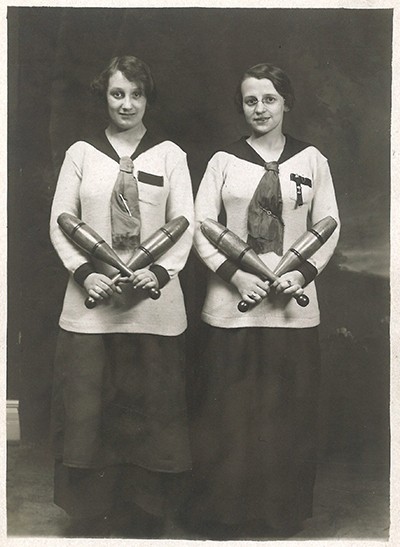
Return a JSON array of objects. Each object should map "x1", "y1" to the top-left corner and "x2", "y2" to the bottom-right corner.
[
  {"x1": 78, "y1": 215, "x2": 189, "y2": 309},
  {"x1": 201, "y1": 219, "x2": 308, "y2": 312}
]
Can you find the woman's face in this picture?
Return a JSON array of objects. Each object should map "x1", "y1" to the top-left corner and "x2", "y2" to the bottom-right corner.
[
  {"x1": 241, "y1": 77, "x2": 288, "y2": 137},
  {"x1": 106, "y1": 70, "x2": 147, "y2": 132}
]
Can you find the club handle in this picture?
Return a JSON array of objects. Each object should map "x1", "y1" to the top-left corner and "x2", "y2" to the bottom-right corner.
[
  {"x1": 237, "y1": 292, "x2": 309, "y2": 313},
  {"x1": 85, "y1": 287, "x2": 161, "y2": 309}
]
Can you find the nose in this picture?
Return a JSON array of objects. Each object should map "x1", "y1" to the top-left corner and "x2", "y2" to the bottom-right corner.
[
  {"x1": 254, "y1": 100, "x2": 267, "y2": 113},
  {"x1": 122, "y1": 96, "x2": 133, "y2": 110}
]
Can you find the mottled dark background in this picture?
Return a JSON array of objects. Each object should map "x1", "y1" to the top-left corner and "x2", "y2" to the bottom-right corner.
[{"x1": 8, "y1": 6, "x2": 390, "y2": 481}]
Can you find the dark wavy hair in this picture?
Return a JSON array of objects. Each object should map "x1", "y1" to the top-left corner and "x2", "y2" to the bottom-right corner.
[
  {"x1": 90, "y1": 55, "x2": 157, "y2": 104},
  {"x1": 234, "y1": 63, "x2": 295, "y2": 113}
]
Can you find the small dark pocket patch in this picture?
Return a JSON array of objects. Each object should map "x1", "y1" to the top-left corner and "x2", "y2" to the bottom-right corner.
[{"x1": 137, "y1": 171, "x2": 164, "y2": 186}]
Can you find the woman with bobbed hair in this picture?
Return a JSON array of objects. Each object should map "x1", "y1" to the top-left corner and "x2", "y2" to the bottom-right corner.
[
  {"x1": 90, "y1": 56, "x2": 157, "y2": 105},
  {"x1": 188, "y1": 63, "x2": 340, "y2": 539},
  {"x1": 234, "y1": 63, "x2": 296, "y2": 112},
  {"x1": 50, "y1": 55, "x2": 194, "y2": 538}
]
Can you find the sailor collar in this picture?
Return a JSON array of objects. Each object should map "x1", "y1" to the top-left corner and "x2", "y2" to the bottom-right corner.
[
  {"x1": 219, "y1": 134, "x2": 312, "y2": 166},
  {"x1": 82, "y1": 129, "x2": 167, "y2": 163}
]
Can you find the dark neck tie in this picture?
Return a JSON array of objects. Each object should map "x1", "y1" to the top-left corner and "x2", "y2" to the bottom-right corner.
[
  {"x1": 110, "y1": 156, "x2": 141, "y2": 252},
  {"x1": 247, "y1": 161, "x2": 284, "y2": 255}
]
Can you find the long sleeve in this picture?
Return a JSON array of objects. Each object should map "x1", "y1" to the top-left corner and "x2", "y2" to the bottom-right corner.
[
  {"x1": 194, "y1": 153, "x2": 232, "y2": 272},
  {"x1": 154, "y1": 146, "x2": 194, "y2": 279},
  {"x1": 49, "y1": 143, "x2": 90, "y2": 274},
  {"x1": 306, "y1": 153, "x2": 340, "y2": 275}
]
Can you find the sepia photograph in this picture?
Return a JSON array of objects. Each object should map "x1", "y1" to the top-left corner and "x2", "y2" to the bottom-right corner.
[{"x1": 5, "y1": 2, "x2": 395, "y2": 544}]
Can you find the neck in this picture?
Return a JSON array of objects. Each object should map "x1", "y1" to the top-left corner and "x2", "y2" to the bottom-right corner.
[
  {"x1": 106, "y1": 123, "x2": 147, "y2": 142},
  {"x1": 247, "y1": 130, "x2": 286, "y2": 162},
  {"x1": 106, "y1": 123, "x2": 147, "y2": 157},
  {"x1": 248, "y1": 130, "x2": 285, "y2": 151}
]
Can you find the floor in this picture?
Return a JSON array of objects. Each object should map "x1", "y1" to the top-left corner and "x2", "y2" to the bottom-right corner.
[{"x1": 6, "y1": 441, "x2": 390, "y2": 541}]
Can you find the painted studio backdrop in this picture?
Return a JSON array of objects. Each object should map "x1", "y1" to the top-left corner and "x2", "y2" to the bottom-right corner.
[{"x1": 8, "y1": 5, "x2": 390, "y2": 490}]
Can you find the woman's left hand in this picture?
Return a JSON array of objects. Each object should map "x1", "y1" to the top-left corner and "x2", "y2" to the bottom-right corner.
[
  {"x1": 127, "y1": 268, "x2": 160, "y2": 291},
  {"x1": 272, "y1": 271, "x2": 305, "y2": 297}
]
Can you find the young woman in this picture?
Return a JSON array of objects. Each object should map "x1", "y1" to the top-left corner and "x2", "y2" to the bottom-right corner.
[
  {"x1": 49, "y1": 55, "x2": 194, "y2": 538},
  {"x1": 189, "y1": 63, "x2": 340, "y2": 539}
]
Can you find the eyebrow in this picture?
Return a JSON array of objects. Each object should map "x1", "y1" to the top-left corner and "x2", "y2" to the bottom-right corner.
[
  {"x1": 243, "y1": 94, "x2": 278, "y2": 102},
  {"x1": 109, "y1": 86, "x2": 141, "y2": 92},
  {"x1": 244, "y1": 93, "x2": 277, "y2": 97}
]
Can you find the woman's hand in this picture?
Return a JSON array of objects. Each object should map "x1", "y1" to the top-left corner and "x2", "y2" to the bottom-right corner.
[
  {"x1": 230, "y1": 270, "x2": 270, "y2": 304},
  {"x1": 128, "y1": 268, "x2": 160, "y2": 291},
  {"x1": 272, "y1": 271, "x2": 305, "y2": 297},
  {"x1": 83, "y1": 272, "x2": 122, "y2": 301}
]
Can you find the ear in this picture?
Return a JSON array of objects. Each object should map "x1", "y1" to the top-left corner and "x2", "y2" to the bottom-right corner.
[{"x1": 284, "y1": 103, "x2": 290, "y2": 112}]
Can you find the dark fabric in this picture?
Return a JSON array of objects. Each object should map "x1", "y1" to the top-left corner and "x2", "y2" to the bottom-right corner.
[
  {"x1": 51, "y1": 329, "x2": 192, "y2": 472},
  {"x1": 295, "y1": 260, "x2": 318, "y2": 286},
  {"x1": 110, "y1": 156, "x2": 141, "y2": 252},
  {"x1": 149, "y1": 264, "x2": 170, "y2": 289},
  {"x1": 216, "y1": 259, "x2": 239, "y2": 283},
  {"x1": 290, "y1": 173, "x2": 312, "y2": 207},
  {"x1": 186, "y1": 325, "x2": 321, "y2": 530},
  {"x1": 85, "y1": 130, "x2": 171, "y2": 253},
  {"x1": 247, "y1": 161, "x2": 284, "y2": 255},
  {"x1": 137, "y1": 171, "x2": 164, "y2": 186},
  {"x1": 218, "y1": 135, "x2": 312, "y2": 168},
  {"x1": 84, "y1": 129, "x2": 168, "y2": 164},
  {"x1": 73, "y1": 262, "x2": 95, "y2": 287},
  {"x1": 54, "y1": 459, "x2": 190, "y2": 520}
]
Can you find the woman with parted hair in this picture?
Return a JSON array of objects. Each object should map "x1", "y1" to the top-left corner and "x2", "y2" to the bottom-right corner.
[
  {"x1": 188, "y1": 63, "x2": 340, "y2": 539},
  {"x1": 49, "y1": 55, "x2": 194, "y2": 538}
]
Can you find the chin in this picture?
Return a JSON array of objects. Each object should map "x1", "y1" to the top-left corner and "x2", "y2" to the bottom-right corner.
[
  {"x1": 117, "y1": 122, "x2": 136, "y2": 131},
  {"x1": 253, "y1": 128, "x2": 270, "y2": 137}
]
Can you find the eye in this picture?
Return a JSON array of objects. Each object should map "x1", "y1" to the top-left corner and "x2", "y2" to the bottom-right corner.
[
  {"x1": 110, "y1": 90, "x2": 124, "y2": 99},
  {"x1": 263, "y1": 96, "x2": 277, "y2": 104},
  {"x1": 244, "y1": 97, "x2": 258, "y2": 107},
  {"x1": 132, "y1": 90, "x2": 143, "y2": 99}
]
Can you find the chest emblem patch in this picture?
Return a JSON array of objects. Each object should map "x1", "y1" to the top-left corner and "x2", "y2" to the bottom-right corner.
[{"x1": 290, "y1": 173, "x2": 312, "y2": 207}]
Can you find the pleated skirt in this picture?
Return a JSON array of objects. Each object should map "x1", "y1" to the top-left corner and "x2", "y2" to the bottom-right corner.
[
  {"x1": 186, "y1": 325, "x2": 321, "y2": 531},
  {"x1": 51, "y1": 328, "x2": 192, "y2": 518}
]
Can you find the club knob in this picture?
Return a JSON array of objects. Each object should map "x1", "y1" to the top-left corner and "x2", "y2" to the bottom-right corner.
[
  {"x1": 238, "y1": 300, "x2": 250, "y2": 313},
  {"x1": 85, "y1": 296, "x2": 97, "y2": 309},
  {"x1": 149, "y1": 288, "x2": 161, "y2": 300},
  {"x1": 295, "y1": 294, "x2": 309, "y2": 307}
]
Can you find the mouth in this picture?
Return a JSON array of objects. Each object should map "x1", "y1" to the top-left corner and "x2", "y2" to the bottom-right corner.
[{"x1": 254, "y1": 117, "x2": 270, "y2": 123}]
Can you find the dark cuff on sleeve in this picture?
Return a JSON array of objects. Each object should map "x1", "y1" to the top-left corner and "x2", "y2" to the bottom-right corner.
[
  {"x1": 295, "y1": 260, "x2": 318, "y2": 286},
  {"x1": 73, "y1": 262, "x2": 95, "y2": 287},
  {"x1": 149, "y1": 264, "x2": 170, "y2": 289},
  {"x1": 216, "y1": 259, "x2": 239, "y2": 283}
]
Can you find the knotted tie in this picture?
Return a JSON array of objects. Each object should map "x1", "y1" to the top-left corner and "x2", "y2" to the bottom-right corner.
[
  {"x1": 110, "y1": 156, "x2": 141, "y2": 252},
  {"x1": 247, "y1": 161, "x2": 284, "y2": 255}
]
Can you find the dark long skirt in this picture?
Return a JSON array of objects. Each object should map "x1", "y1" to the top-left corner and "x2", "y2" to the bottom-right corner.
[
  {"x1": 51, "y1": 329, "x2": 191, "y2": 519},
  {"x1": 187, "y1": 325, "x2": 321, "y2": 533}
]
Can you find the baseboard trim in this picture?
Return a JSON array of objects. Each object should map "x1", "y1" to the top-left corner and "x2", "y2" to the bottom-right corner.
[{"x1": 7, "y1": 400, "x2": 20, "y2": 442}]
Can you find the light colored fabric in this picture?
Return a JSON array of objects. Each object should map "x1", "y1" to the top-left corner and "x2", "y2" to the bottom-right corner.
[
  {"x1": 50, "y1": 137, "x2": 194, "y2": 335},
  {"x1": 194, "y1": 142, "x2": 340, "y2": 329}
]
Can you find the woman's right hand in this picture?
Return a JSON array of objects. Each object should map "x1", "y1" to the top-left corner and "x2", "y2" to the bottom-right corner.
[
  {"x1": 230, "y1": 270, "x2": 270, "y2": 304},
  {"x1": 83, "y1": 272, "x2": 122, "y2": 301}
]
